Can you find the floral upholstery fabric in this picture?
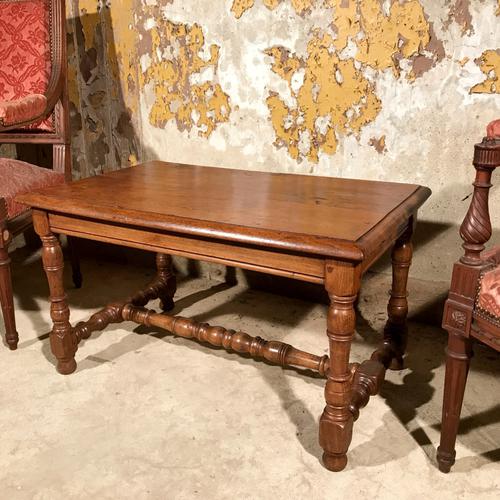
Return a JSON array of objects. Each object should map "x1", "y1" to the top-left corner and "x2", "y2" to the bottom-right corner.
[
  {"x1": 0, "y1": 0, "x2": 53, "y2": 132},
  {"x1": 0, "y1": 157, "x2": 65, "y2": 219},
  {"x1": 0, "y1": 94, "x2": 47, "y2": 126},
  {"x1": 476, "y1": 262, "x2": 500, "y2": 327}
]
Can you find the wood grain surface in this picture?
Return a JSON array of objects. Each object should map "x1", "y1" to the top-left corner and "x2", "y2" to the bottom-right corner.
[{"x1": 19, "y1": 162, "x2": 430, "y2": 259}]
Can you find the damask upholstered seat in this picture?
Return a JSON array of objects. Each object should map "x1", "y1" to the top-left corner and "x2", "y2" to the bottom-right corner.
[
  {"x1": 0, "y1": 0, "x2": 81, "y2": 352},
  {"x1": 476, "y1": 262, "x2": 500, "y2": 327},
  {"x1": 0, "y1": 158, "x2": 65, "y2": 218},
  {"x1": 437, "y1": 120, "x2": 500, "y2": 473}
]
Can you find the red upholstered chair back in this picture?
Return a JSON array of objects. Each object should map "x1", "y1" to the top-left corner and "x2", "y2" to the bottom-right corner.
[
  {"x1": 0, "y1": 0, "x2": 54, "y2": 132},
  {"x1": 0, "y1": 0, "x2": 70, "y2": 179}
]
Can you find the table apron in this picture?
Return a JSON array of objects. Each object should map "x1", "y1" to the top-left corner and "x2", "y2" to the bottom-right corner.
[{"x1": 49, "y1": 213, "x2": 326, "y2": 284}]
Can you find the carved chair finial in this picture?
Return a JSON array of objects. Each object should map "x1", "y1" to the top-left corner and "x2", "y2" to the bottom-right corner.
[
  {"x1": 486, "y1": 119, "x2": 500, "y2": 139},
  {"x1": 460, "y1": 121, "x2": 500, "y2": 265}
]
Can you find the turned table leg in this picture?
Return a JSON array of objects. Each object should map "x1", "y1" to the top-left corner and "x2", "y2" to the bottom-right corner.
[
  {"x1": 319, "y1": 261, "x2": 361, "y2": 472},
  {"x1": 385, "y1": 225, "x2": 413, "y2": 370},
  {"x1": 437, "y1": 330, "x2": 473, "y2": 473},
  {"x1": 33, "y1": 211, "x2": 77, "y2": 375},
  {"x1": 130, "y1": 253, "x2": 176, "y2": 311},
  {"x1": 155, "y1": 253, "x2": 176, "y2": 312}
]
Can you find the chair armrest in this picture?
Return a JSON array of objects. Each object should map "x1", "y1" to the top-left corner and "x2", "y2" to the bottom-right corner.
[
  {"x1": 460, "y1": 119, "x2": 500, "y2": 265},
  {"x1": 0, "y1": 95, "x2": 48, "y2": 128},
  {"x1": 482, "y1": 246, "x2": 500, "y2": 267},
  {"x1": 0, "y1": 0, "x2": 66, "y2": 132}
]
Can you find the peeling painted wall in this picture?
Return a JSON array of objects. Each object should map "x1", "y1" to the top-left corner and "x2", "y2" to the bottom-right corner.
[
  {"x1": 67, "y1": 0, "x2": 140, "y2": 176},
  {"x1": 64, "y1": 0, "x2": 500, "y2": 281}
]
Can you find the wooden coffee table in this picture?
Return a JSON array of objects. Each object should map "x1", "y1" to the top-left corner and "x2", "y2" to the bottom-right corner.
[{"x1": 18, "y1": 162, "x2": 431, "y2": 471}]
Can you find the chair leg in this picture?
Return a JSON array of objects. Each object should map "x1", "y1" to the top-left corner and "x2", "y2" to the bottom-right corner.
[
  {"x1": 437, "y1": 330, "x2": 473, "y2": 473},
  {"x1": 67, "y1": 236, "x2": 82, "y2": 289},
  {"x1": 0, "y1": 242, "x2": 19, "y2": 350}
]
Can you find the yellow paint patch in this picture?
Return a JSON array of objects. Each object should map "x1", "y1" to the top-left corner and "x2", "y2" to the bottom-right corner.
[
  {"x1": 232, "y1": 0, "x2": 255, "y2": 19},
  {"x1": 266, "y1": 46, "x2": 302, "y2": 85},
  {"x1": 261, "y1": 0, "x2": 438, "y2": 161},
  {"x1": 263, "y1": 0, "x2": 281, "y2": 8},
  {"x1": 143, "y1": 20, "x2": 231, "y2": 137},
  {"x1": 78, "y1": 0, "x2": 100, "y2": 51},
  {"x1": 233, "y1": 0, "x2": 433, "y2": 72},
  {"x1": 329, "y1": 0, "x2": 357, "y2": 52},
  {"x1": 104, "y1": 0, "x2": 137, "y2": 109},
  {"x1": 232, "y1": 0, "x2": 314, "y2": 17},
  {"x1": 330, "y1": 0, "x2": 431, "y2": 77},
  {"x1": 65, "y1": 19, "x2": 80, "y2": 108},
  {"x1": 267, "y1": 31, "x2": 381, "y2": 162},
  {"x1": 361, "y1": 0, "x2": 430, "y2": 75},
  {"x1": 67, "y1": 63, "x2": 80, "y2": 107},
  {"x1": 471, "y1": 50, "x2": 500, "y2": 94},
  {"x1": 236, "y1": 0, "x2": 433, "y2": 77},
  {"x1": 290, "y1": 0, "x2": 315, "y2": 15}
]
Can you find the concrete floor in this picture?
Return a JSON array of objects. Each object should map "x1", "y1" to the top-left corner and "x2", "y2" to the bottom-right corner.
[{"x1": 1, "y1": 248, "x2": 499, "y2": 499}]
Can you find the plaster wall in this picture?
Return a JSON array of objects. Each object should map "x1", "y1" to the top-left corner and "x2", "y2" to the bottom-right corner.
[{"x1": 66, "y1": 0, "x2": 500, "y2": 281}]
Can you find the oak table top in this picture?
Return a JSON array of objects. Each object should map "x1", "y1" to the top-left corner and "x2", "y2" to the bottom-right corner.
[
  {"x1": 19, "y1": 161, "x2": 430, "y2": 262},
  {"x1": 19, "y1": 161, "x2": 431, "y2": 473}
]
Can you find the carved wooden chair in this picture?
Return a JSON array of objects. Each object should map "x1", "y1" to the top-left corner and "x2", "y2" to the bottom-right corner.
[
  {"x1": 437, "y1": 119, "x2": 500, "y2": 472},
  {"x1": 0, "y1": 0, "x2": 81, "y2": 350}
]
